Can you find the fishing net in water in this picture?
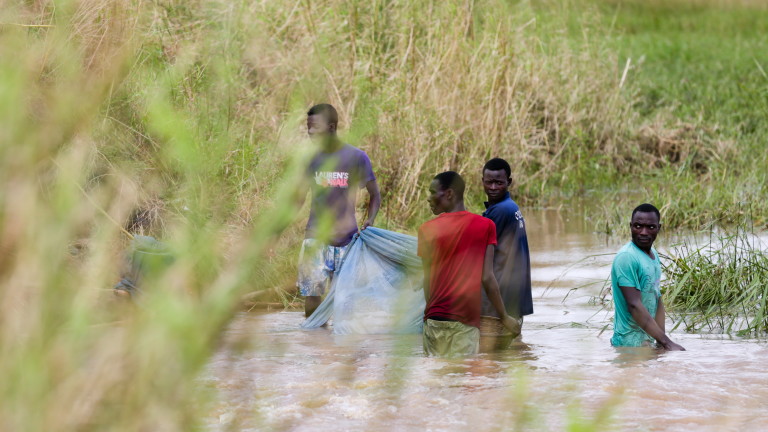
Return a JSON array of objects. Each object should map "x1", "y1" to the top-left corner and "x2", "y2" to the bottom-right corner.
[{"x1": 301, "y1": 227, "x2": 425, "y2": 334}]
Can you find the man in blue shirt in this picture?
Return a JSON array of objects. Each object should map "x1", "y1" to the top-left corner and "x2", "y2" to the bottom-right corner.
[
  {"x1": 480, "y1": 158, "x2": 533, "y2": 343},
  {"x1": 611, "y1": 204, "x2": 684, "y2": 350}
]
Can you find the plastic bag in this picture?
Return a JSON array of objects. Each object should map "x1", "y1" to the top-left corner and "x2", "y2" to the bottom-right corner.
[{"x1": 301, "y1": 227, "x2": 425, "y2": 334}]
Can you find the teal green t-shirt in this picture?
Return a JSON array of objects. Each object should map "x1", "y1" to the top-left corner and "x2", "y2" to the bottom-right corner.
[{"x1": 610, "y1": 242, "x2": 662, "y2": 347}]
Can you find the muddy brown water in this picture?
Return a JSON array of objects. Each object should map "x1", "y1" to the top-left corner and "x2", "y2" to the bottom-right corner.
[{"x1": 205, "y1": 210, "x2": 768, "y2": 431}]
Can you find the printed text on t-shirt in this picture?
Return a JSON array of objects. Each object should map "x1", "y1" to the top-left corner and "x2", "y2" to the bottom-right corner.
[
  {"x1": 515, "y1": 210, "x2": 525, "y2": 229},
  {"x1": 315, "y1": 171, "x2": 349, "y2": 188}
]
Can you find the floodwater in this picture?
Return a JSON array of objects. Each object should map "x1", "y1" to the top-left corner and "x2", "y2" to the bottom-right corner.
[{"x1": 205, "y1": 210, "x2": 768, "y2": 431}]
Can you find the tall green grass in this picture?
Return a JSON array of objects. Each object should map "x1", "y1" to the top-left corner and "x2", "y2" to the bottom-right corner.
[
  {"x1": 589, "y1": 0, "x2": 768, "y2": 231},
  {"x1": 0, "y1": 0, "x2": 309, "y2": 429},
  {"x1": 100, "y1": 0, "x2": 768, "y2": 232}
]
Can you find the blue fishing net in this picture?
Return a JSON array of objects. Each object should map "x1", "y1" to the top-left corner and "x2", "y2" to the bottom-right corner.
[{"x1": 301, "y1": 227, "x2": 425, "y2": 334}]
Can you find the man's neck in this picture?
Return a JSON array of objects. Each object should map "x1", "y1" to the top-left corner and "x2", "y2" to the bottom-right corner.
[
  {"x1": 446, "y1": 202, "x2": 466, "y2": 213},
  {"x1": 487, "y1": 193, "x2": 508, "y2": 205},
  {"x1": 633, "y1": 241, "x2": 655, "y2": 258},
  {"x1": 320, "y1": 136, "x2": 343, "y2": 153}
]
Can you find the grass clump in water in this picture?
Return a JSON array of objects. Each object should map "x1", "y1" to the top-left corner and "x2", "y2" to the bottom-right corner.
[{"x1": 662, "y1": 221, "x2": 768, "y2": 336}]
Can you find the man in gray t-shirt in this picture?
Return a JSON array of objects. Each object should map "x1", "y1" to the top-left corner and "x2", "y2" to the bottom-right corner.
[{"x1": 297, "y1": 104, "x2": 381, "y2": 317}]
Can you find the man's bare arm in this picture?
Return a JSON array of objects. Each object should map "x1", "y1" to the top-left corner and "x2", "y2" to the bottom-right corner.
[
  {"x1": 361, "y1": 179, "x2": 381, "y2": 230},
  {"x1": 620, "y1": 286, "x2": 684, "y2": 351},
  {"x1": 655, "y1": 297, "x2": 666, "y2": 333},
  {"x1": 482, "y1": 245, "x2": 520, "y2": 335}
]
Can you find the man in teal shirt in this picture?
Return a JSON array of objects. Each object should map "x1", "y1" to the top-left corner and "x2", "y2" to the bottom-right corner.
[{"x1": 611, "y1": 204, "x2": 685, "y2": 350}]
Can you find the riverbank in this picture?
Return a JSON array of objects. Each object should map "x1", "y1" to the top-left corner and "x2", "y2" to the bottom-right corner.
[{"x1": 23, "y1": 0, "x2": 763, "y2": 234}]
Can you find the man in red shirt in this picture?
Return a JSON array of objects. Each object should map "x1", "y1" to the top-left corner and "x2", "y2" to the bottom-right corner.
[{"x1": 418, "y1": 171, "x2": 520, "y2": 357}]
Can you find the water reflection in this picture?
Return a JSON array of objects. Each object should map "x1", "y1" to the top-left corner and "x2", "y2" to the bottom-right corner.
[{"x1": 611, "y1": 346, "x2": 663, "y2": 366}]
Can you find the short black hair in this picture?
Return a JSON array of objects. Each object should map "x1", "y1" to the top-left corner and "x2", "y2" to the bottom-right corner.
[
  {"x1": 632, "y1": 203, "x2": 661, "y2": 221},
  {"x1": 433, "y1": 171, "x2": 465, "y2": 199},
  {"x1": 483, "y1": 157, "x2": 511, "y2": 178},
  {"x1": 307, "y1": 103, "x2": 338, "y2": 126}
]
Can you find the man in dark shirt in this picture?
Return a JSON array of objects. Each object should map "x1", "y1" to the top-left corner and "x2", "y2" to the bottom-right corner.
[
  {"x1": 297, "y1": 104, "x2": 381, "y2": 317},
  {"x1": 480, "y1": 158, "x2": 533, "y2": 344}
]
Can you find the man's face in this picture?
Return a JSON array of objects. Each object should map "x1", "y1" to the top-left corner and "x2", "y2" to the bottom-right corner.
[
  {"x1": 630, "y1": 211, "x2": 661, "y2": 250},
  {"x1": 482, "y1": 169, "x2": 510, "y2": 203},
  {"x1": 307, "y1": 114, "x2": 334, "y2": 142},
  {"x1": 427, "y1": 179, "x2": 450, "y2": 215}
]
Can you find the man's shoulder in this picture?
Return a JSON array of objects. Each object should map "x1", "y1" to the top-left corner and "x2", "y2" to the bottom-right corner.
[
  {"x1": 419, "y1": 216, "x2": 450, "y2": 244},
  {"x1": 615, "y1": 242, "x2": 638, "y2": 256},
  {"x1": 419, "y1": 216, "x2": 441, "y2": 232},
  {"x1": 486, "y1": 196, "x2": 520, "y2": 216},
  {"x1": 313, "y1": 144, "x2": 364, "y2": 157},
  {"x1": 422, "y1": 212, "x2": 490, "y2": 229},
  {"x1": 465, "y1": 211, "x2": 493, "y2": 225},
  {"x1": 342, "y1": 143, "x2": 369, "y2": 157},
  {"x1": 308, "y1": 149, "x2": 323, "y2": 164},
  {"x1": 310, "y1": 144, "x2": 372, "y2": 169},
  {"x1": 466, "y1": 211, "x2": 487, "y2": 220},
  {"x1": 504, "y1": 196, "x2": 521, "y2": 212},
  {"x1": 613, "y1": 243, "x2": 640, "y2": 267},
  {"x1": 467, "y1": 213, "x2": 496, "y2": 235}
]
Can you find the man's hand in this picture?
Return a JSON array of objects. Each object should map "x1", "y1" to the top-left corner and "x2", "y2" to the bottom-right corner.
[
  {"x1": 361, "y1": 219, "x2": 374, "y2": 231},
  {"x1": 660, "y1": 340, "x2": 686, "y2": 351},
  {"x1": 501, "y1": 315, "x2": 522, "y2": 338}
]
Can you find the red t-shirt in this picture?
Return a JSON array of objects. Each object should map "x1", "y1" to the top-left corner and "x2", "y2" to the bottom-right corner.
[{"x1": 417, "y1": 211, "x2": 497, "y2": 328}]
